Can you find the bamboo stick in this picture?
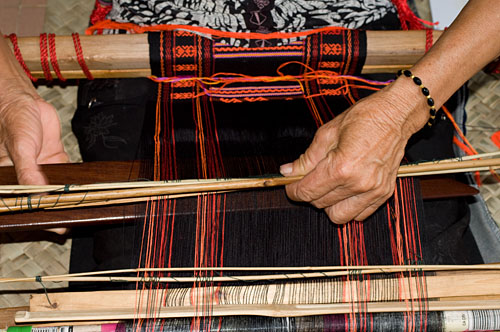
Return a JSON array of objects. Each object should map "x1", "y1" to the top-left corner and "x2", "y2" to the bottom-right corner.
[
  {"x1": 0, "y1": 176, "x2": 299, "y2": 213},
  {"x1": 2, "y1": 263, "x2": 500, "y2": 284},
  {"x1": 397, "y1": 158, "x2": 500, "y2": 175},
  {"x1": 4, "y1": 31, "x2": 443, "y2": 79},
  {"x1": 0, "y1": 178, "x2": 240, "y2": 194},
  {"x1": 15, "y1": 300, "x2": 500, "y2": 323},
  {"x1": 415, "y1": 151, "x2": 500, "y2": 165},
  {"x1": 1, "y1": 157, "x2": 498, "y2": 213},
  {"x1": 2, "y1": 151, "x2": 497, "y2": 195}
]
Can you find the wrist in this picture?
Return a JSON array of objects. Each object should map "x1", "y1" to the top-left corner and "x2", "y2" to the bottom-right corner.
[{"x1": 381, "y1": 73, "x2": 435, "y2": 136}]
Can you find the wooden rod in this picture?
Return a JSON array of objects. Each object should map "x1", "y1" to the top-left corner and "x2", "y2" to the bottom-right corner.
[
  {"x1": 26, "y1": 271, "x2": 500, "y2": 313},
  {"x1": 5, "y1": 31, "x2": 443, "y2": 79},
  {"x1": 15, "y1": 300, "x2": 500, "y2": 322}
]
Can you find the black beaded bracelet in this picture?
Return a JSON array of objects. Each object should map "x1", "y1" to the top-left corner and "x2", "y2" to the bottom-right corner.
[{"x1": 397, "y1": 69, "x2": 437, "y2": 127}]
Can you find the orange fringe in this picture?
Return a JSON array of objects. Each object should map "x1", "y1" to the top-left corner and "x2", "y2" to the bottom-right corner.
[
  {"x1": 86, "y1": 20, "x2": 346, "y2": 39},
  {"x1": 443, "y1": 105, "x2": 500, "y2": 184}
]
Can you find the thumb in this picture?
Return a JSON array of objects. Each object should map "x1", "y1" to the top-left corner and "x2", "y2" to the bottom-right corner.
[
  {"x1": 16, "y1": 164, "x2": 48, "y2": 186},
  {"x1": 280, "y1": 124, "x2": 337, "y2": 177},
  {"x1": 7, "y1": 136, "x2": 48, "y2": 185}
]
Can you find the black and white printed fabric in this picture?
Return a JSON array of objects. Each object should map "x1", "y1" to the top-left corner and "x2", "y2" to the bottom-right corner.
[{"x1": 108, "y1": 0, "x2": 397, "y2": 35}]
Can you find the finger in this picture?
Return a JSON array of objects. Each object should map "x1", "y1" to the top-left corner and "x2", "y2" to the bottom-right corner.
[
  {"x1": 324, "y1": 194, "x2": 367, "y2": 224},
  {"x1": 286, "y1": 147, "x2": 350, "y2": 202},
  {"x1": 280, "y1": 121, "x2": 339, "y2": 177},
  {"x1": 310, "y1": 164, "x2": 388, "y2": 209},
  {"x1": 353, "y1": 201, "x2": 385, "y2": 222},
  {"x1": 353, "y1": 185, "x2": 396, "y2": 221},
  {"x1": 47, "y1": 227, "x2": 69, "y2": 235},
  {"x1": 310, "y1": 184, "x2": 358, "y2": 209},
  {"x1": 323, "y1": 184, "x2": 394, "y2": 224},
  {"x1": 36, "y1": 100, "x2": 69, "y2": 164},
  {"x1": 38, "y1": 151, "x2": 69, "y2": 164},
  {"x1": 0, "y1": 156, "x2": 13, "y2": 166}
]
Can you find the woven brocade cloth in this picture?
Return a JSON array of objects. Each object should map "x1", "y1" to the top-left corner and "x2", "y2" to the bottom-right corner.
[
  {"x1": 108, "y1": 0, "x2": 396, "y2": 39},
  {"x1": 148, "y1": 29, "x2": 365, "y2": 102}
]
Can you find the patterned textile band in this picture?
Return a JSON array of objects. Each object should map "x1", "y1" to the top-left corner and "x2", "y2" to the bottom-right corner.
[{"x1": 148, "y1": 29, "x2": 366, "y2": 102}]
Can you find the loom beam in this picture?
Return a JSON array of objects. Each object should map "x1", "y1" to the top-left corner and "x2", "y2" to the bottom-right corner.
[{"x1": 5, "y1": 31, "x2": 443, "y2": 79}]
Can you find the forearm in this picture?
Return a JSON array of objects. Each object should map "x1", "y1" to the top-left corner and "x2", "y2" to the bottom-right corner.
[{"x1": 388, "y1": 0, "x2": 500, "y2": 134}]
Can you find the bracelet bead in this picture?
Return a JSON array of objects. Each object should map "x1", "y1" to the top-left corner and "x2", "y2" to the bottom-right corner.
[{"x1": 397, "y1": 69, "x2": 437, "y2": 127}]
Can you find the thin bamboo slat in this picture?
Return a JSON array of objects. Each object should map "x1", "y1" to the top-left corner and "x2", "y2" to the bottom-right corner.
[
  {"x1": 2, "y1": 151, "x2": 498, "y2": 195},
  {"x1": 15, "y1": 300, "x2": 500, "y2": 323}
]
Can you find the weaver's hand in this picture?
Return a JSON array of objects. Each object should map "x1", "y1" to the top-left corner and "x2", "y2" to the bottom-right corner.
[
  {"x1": 0, "y1": 32, "x2": 68, "y2": 186},
  {"x1": 280, "y1": 0, "x2": 500, "y2": 224},
  {"x1": 0, "y1": 91, "x2": 68, "y2": 185},
  {"x1": 280, "y1": 82, "x2": 428, "y2": 224}
]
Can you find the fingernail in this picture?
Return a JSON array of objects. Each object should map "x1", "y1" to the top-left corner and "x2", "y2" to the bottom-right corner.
[{"x1": 280, "y1": 163, "x2": 293, "y2": 176}]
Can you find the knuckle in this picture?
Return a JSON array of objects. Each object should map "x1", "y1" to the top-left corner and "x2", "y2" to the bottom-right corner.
[
  {"x1": 298, "y1": 186, "x2": 316, "y2": 202},
  {"x1": 313, "y1": 125, "x2": 328, "y2": 143},
  {"x1": 286, "y1": 183, "x2": 313, "y2": 203},
  {"x1": 356, "y1": 179, "x2": 375, "y2": 193},
  {"x1": 333, "y1": 162, "x2": 356, "y2": 184},
  {"x1": 323, "y1": 152, "x2": 348, "y2": 180},
  {"x1": 297, "y1": 153, "x2": 311, "y2": 170},
  {"x1": 325, "y1": 206, "x2": 351, "y2": 225}
]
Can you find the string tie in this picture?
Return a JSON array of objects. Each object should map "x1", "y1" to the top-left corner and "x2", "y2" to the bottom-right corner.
[
  {"x1": 72, "y1": 33, "x2": 94, "y2": 80},
  {"x1": 36, "y1": 276, "x2": 56, "y2": 308},
  {"x1": 48, "y1": 33, "x2": 66, "y2": 81},
  {"x1": 27, "y1": 195, "x2": 33, "y2": 210},
  {"x1": 7, "y1": 34, "x2": 37, "y2": 82},
  {"x1": 39, "y1": 33, "x2": 53, "y2": 81}
]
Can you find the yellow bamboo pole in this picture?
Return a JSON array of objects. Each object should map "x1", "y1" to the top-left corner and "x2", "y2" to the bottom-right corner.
[
  {"x1": 4, "y1": 31, "x2": 443, "y2": 79},
  {"x1": 0, "y1": 157, "x2": 498, "y2": 213}
]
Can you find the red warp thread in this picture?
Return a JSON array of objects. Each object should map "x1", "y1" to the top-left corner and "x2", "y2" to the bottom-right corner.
[
  {"x1": 390, "y1": 0, "x2": 436, "y2": 30},
  {"x1": 71, "y1": 33, "x2": 94, "y2": 80},
  {"x1": 391, "y1": 0, "x2": 422, "y2": 30},
  {"x1": 39, "y1": 33, "x2": 53, "y2": 81},
  {"x1": 7, "y1": 34, "x2": 37, "y2": 82},
  {"x1": 48, "y1": 33, "x2": 66, "y2": 81},
  {"x1": 425, "y1": 29, "x2": 433, "y2": 52}
]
